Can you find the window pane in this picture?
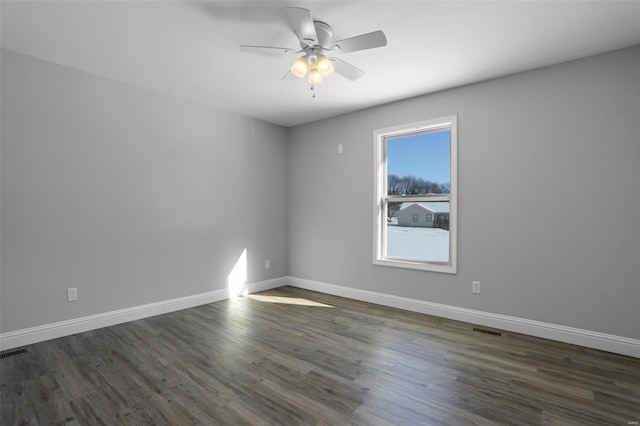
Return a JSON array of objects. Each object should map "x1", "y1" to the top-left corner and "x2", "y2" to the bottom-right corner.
[
  {"x1": 387, "y1": 130, "x2": 450, "y2": 195},
  {"x1": 374, "y1": 115, "x2": 457, "y2": 273},
  {"x1": 386, "y1": 200, "x2": 450, "y2": 262}
]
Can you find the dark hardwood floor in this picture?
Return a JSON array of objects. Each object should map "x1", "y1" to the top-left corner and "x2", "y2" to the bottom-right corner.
[{"x1": 1, "y1": 286, "x2": 639, "y2": 425}]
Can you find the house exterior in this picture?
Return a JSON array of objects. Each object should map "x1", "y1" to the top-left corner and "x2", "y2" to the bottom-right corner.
[{"x1": 397, "y1": 202, "x2": 450, "y2": 230}]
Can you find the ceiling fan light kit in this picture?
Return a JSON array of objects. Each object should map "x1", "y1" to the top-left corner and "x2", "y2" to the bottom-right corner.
[
  {"x1": 290, "y1": 53, "x2": 334, "y2": 82},
  {"x1": 240, "y1": 7, "x2": 387, "y2": 97}
]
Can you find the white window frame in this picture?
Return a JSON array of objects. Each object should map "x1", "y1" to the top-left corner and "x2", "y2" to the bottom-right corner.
[{"x1": 373, "y1": 116, "x2": 458, "y2": 274}]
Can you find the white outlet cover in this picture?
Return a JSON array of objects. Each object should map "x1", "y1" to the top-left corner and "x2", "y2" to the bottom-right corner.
[{"x1": 67, "y1": 287, "x2": 78, "y2": 301}]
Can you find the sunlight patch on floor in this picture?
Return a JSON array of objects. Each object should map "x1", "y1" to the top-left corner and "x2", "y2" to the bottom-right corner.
[{"x1": 247, "y1": 295, "x2": 333, "y2": 307}]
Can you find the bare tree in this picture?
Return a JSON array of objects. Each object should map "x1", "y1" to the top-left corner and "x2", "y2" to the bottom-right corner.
[{"x1": 387, "y1": 174, "x2": 449, "y2": 195}]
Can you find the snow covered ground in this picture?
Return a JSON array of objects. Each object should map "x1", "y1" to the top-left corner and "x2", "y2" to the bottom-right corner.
[{"x1": 386, "y1": 224, "x2": 449, "y2": 262}]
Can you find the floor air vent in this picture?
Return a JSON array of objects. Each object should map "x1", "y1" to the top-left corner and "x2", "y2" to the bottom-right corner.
[
  {"x1": 0, "y1": 347, "x2": 30, "y2": 359},
  {"x1": 473, "y1": 327, "x2": 502, "y2": 337}
]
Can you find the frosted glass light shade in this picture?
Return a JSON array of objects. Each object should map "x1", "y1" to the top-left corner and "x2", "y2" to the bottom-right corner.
[
  {"x1": 291, "y1": 57, "x2": 309, "y2": 78},
  {"x1": 308, "y1": 70, "x2": 323, "y2": 84},
  {"x1": 315, "y1": 56, "x2": 334, "y2": 77}
]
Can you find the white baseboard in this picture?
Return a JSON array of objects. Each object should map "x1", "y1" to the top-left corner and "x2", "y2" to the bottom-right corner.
[
  {"x1": 0, "y1": 277, "x2": 286, "y2": 351},
  {"x1": 285, "y1": 276, "x2": 640, "y2": 359},
  {"x1": 4, "y1": 275, "x2": 638, "y2": 359}
]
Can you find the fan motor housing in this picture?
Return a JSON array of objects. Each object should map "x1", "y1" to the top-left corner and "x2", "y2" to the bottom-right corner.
[{"x1": 312, "y1": 21, "x2": 333, "y2": 48}]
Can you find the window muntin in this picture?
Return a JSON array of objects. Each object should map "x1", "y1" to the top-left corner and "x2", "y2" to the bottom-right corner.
[{"x1": 373, "y1": 116, "x2": 457, "y2": 273}]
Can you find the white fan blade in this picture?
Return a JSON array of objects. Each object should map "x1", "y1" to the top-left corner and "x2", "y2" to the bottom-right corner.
[
  {"x1": 330, "y1": 58, "x2": 365, "y2": 81},
  {"x1": 281, "y1": 70, "x2": 298, "y2": 80},
  {"x1": 286, "y1": 7, "x2": 317, "y2": 45},
  {"x1": 332, "y1": 30, "x2": 387, "y2": 53},
  {"x1": 240, "y1": 45, "x2": 297, "y2": 54}
]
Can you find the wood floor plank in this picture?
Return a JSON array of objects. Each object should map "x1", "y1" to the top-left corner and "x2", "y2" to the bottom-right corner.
[{"x1": 1, "y1": 286, "x2": 639, "y2": 425}]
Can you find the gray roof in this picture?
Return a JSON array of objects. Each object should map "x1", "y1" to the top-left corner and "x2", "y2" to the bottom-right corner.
[{"x1": 400, "y1": 202, "x2": 450, "y2": 213}]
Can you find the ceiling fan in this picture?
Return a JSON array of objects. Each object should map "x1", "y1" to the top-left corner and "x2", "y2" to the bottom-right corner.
[{"x1": 240, "y1": 7, "x2": 387, "y2": 95}]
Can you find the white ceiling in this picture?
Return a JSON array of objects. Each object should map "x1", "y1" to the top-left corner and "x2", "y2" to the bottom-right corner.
[{"x1": 2, "y1": 1, "x2": 639, "y2": 127}]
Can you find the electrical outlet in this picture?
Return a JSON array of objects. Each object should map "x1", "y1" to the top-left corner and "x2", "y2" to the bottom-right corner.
[
  {"x1": 337, "y1": 144, "x2": 343, "y2": 154},
  {"x1": 265, "y1": 259, "x2": 270, "y2": 269},
  {"x1": 472, "y1": 281, "x2": 481, "y2": 294},
  {"x1": 67, "y1": 287, "x2": 78, "y2": 302}
]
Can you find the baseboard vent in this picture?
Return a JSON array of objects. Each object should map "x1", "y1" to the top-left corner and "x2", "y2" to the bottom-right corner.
[
  {"x1": 0, "y1": 347, "x2": 30, "y2": 359},
  {"x1": 473, "y1": 327, "x2": 502, "y2": 337}
]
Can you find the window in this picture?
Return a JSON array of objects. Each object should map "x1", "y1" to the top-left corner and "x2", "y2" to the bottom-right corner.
[{"x1": 373, "y1": 116, "x2": 457, "y2": 273}]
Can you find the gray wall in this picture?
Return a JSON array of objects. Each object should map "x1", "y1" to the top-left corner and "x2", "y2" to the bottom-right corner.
[
  {"x1": 1, "y1": 49, "x2": 288, "y2": 332},
  {"x1": 288, "y1": 46, "x2": 640, "y2": 339},
  {"x1": 2, "y1": 46, "x2": 639, "y2": 341}
]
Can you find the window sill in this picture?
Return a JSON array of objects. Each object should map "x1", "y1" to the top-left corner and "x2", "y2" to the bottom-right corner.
[{"x1": 374, "y1": 258, "x2": 457, "y2": 274}]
